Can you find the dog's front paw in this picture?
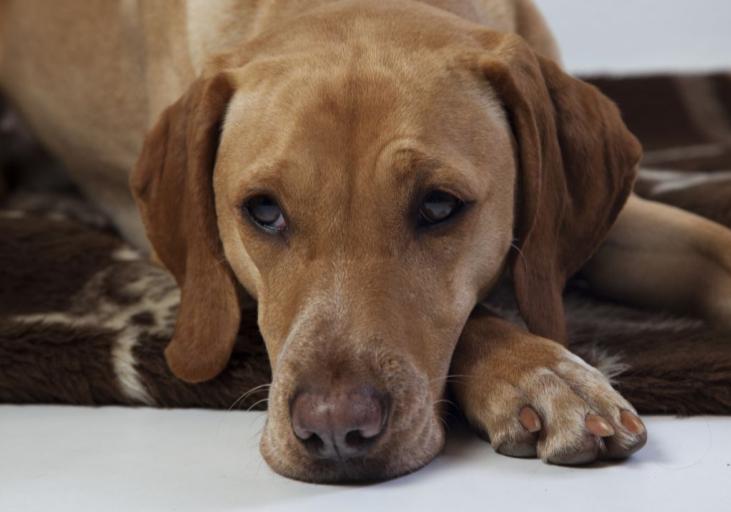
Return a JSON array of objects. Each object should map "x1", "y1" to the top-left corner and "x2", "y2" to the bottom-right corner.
[{"x1": 458, "y1": 339, "x2": 647, "y2": 465}]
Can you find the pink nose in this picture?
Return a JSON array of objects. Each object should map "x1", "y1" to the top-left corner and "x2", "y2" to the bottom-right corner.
[{"x1": 290, "y1": 386, "x2": 389, "y2": 459}]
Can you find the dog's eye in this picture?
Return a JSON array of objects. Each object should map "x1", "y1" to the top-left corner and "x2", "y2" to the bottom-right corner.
[
  {"x1": 418, "y1": 190, "x2": 463, "y2": 226},
  {"x1": 244, "y1": 195, "x2": 287, "y2": 233}
]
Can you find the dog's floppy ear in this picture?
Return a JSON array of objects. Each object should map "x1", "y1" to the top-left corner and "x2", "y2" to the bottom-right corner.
[
  {"x1": 130, "y1": 72, "x2": 241, "y2": 383},
  {"x1": 479, "y1": 33, "x2": 641, "y2": 343}
]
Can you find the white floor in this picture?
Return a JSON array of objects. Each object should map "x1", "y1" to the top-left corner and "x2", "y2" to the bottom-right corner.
[{"x1": 1, "y1": 406, "x2": 730, "y2": 512}]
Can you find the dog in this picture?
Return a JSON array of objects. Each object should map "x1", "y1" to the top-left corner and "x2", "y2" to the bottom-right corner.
[{"x1": 2, "y1": 0, "x2": 731, "y2": 482}]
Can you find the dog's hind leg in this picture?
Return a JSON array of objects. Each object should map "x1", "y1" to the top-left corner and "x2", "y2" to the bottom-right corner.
[{"x1": 582, "y1": 193, "x2": 731, "y2": 331}]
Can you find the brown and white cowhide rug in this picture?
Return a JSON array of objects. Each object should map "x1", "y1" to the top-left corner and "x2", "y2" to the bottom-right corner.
[
  {"x1": 1, "y1": 186, "x2": 730, "y2": 414},
  {"x1": 2, "y1": 73, "x2": 731, "y2": 414}
]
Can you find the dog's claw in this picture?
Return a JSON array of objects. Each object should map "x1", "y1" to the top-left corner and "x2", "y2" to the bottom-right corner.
[
  {"x1": 585, "y1": 414, "x2": 615, "y2": 437},
  {"x1": 620, "y1": 410, "x2": 645, "y2": 435},
  {"x1": 519, "y1": 406, "x2": 542, "y2": 433}
]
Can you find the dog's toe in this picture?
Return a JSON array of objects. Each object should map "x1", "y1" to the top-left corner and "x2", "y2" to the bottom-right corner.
[
  {"x1": 603, "y1": 410, "x2": 647, "y2": 459},
  {"x1": 491, "y1": 406, "x2": 541, "y2": 457},
  {"x1": 541, "y1": 414, "x2": 614, "y2": 465},
  {"x1": 496, "y1": 439, "x2": 538, "y2": 458},
  {"x1": 545, "y1": 435, "x2": 603, "y2": 465},
  {"x1": 473, "y1": 392, "x2": 540, "y2": 458}
]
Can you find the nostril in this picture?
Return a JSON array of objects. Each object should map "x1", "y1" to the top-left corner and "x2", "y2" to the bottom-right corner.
[
  {"x1": 299, "y1": 431, "x2": 326, "y2": 455},
  {"x1": 350, "y1": 390, "x2": 389, "y2": 438},
  {"x1": 290, "y1": 387, "x2": 391, "y2": 459},
  {"x1": 344, "y1": 429, "x2": 376, "y2": 450}
]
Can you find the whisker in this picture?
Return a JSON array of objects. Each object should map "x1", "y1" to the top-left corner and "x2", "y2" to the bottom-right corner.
[
  {"x1": 428, "y1": 373, "x2": 473, "y2": 386},
  {"x1": 433, "y1": 398, "x2": 459, "y2": 416},
  {"x1": 433, "y1": 398, "x2": 458, "y2": 407},
  {"x1": 428, "y1": 373, "x2": 468, "y2": 383},
  {"x1": 228, "y1": 386, "x2": 270, "y2": 412},
  {"x1": 228, "y1": 383, "x2": 271, "y2": 411},
  {"x1": 511, "y1": 240, "x2": 527, "y2": 270},
  {"x1": 444, "y1": 376, "x2": 471, "y2": 385},
  {"x1": 245, "y1": 397, "x2": 269, "y2": 412}
]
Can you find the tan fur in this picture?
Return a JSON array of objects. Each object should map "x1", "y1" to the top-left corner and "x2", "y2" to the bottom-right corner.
[
  {"x1": 452, "y1": 306, "x2": 646, "y2": 463},
  {"x1": 2, "y1": 0, "x2": 730, "y2": 482},
  {"x1": 585, "y1": 194, "x2": 731, "y2": 332}
]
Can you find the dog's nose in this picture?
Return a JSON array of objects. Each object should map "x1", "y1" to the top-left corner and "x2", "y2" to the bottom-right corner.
[{"x1": 291, "y1": 386, "x2": 388, "y2": 459}]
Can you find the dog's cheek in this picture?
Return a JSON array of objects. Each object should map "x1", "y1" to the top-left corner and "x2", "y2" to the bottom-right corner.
[{"x1": 258, "y1": 374, "x2": 305, "y2": 475}]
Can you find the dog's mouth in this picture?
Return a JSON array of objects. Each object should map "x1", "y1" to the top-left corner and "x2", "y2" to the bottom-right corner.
[
  {"x1": 259, "y1": 401, "x2": 445, "y2": 483},
  {"x1": 257, "y1": 350, "x2": 447, "y2": 483}
]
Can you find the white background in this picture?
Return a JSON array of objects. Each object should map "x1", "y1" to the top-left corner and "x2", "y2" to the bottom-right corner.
[{"x1": 535, "y1": 0, "x2": 731, "y2": 74}]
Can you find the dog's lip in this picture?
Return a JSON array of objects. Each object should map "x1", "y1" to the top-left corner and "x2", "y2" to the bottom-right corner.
[{"x1": 264, "y1": 442, "x2": 437, "y2": 485}]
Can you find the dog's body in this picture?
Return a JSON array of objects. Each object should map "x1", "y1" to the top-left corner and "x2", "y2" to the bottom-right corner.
[
  {"x1": 0, "y1": 0, "x2": 556, "y2": 250},
  {"x1": 2, "y1": 0, "x2": 731, "y2": 482}
]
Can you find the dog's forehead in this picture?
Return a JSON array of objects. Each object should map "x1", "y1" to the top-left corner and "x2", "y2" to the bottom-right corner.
[
  {"x1": 224, "y1": 55, "x2": 442, "y2": 144},
  {"x1": 219, "y1": 56, "x2": 508, "y2": 198}
]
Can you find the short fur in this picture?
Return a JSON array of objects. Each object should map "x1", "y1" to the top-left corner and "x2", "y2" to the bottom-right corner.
[{"x1": 2, "y1": 0, "x2": 731, "y2": 482}]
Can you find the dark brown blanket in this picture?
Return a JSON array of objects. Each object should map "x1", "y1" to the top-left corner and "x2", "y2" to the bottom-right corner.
[{"x1": 1, "y1": 73, "x2": 731, "y2": 414}]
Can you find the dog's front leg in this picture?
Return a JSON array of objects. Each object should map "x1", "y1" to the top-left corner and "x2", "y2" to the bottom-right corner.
[{"x1": 450, "y1": 306, "x2": 647, "y2": 464}]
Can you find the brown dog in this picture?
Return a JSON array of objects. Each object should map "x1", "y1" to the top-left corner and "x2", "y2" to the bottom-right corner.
[{"x1": 2, "y1": 0, "x2": 731, "y2": 482}]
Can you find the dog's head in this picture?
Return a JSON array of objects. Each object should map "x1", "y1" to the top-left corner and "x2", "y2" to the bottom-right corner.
[{"x1": 131, "y1": 4, "x2": 640, "y2": 482}]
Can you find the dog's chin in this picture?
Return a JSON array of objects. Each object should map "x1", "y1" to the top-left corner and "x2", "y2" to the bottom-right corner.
[{"x1": 259, "y1": 414, "x2": 445, "y2": 483}]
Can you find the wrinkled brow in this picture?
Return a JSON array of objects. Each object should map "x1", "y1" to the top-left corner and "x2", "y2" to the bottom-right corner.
[
  {"x1": 228, "y1": 160, "x2": 292, "y2": 205},
  {"x1": 391, "y1": 148, "x2": 481, "y2": 201}
]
